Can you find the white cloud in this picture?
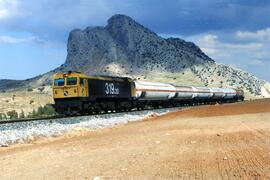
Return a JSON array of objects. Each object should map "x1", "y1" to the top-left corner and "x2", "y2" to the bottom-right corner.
[
  {"x1": 0, "y1": 0, "x2": 19, "y2": 20},
  {"x1": 200, "y1": 47, "x2": 218, "y2": 54},
  {"x1": 161, "y1": 32, "x2": 266, "y2": 60},
  {"x1": 0, "y1": 34, "x2": 65, "y2": 49},
  {"x1": 199, "y1": 34, "x2": 218, "y2": 45},
  {"x1": 236, "y1": 28, "x2": 270, "y2": 41},
  {"x1": 0, "y1": 35, "x2": 41, "y2": 44},
  {"x1": 194, "y1": 33, "x2": 264, "y2": 60},
  {"x1": 222, "y1": 42, "x2": 263, "y2": 50},
  {"x1": 249, "y1": 60, "x2": 265, "y2": 66},
  {"x1": 198, "y1": 34, "x2": 262, "y2": 50},
  {"x1": 184, "y1": 31, "x2": 270, "y2": 81},
  {"x1": 0, "y1": 7, "x2": 8, "y2": 18}
]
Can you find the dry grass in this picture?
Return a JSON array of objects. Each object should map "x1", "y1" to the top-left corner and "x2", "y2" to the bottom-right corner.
[{"x1": 0, "y1": 86, "x2": 53, "y2": 116}]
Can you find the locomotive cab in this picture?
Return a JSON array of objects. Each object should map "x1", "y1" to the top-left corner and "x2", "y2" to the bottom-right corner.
[
  {"x1": 52, "y1": 72, "x2": 88, "y2": 99},
  {"x1": 52, "y1": 72, "x2": 90, "y2": 115}
]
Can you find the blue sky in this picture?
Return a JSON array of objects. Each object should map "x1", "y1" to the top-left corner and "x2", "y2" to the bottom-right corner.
[{"x1": 0, "y1": 0, "x2": 269, "y2": 81}]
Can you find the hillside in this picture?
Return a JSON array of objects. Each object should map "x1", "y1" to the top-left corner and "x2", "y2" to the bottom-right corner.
[{"x1": 0, "y1": 14, "x2": 269, "y2": 116}]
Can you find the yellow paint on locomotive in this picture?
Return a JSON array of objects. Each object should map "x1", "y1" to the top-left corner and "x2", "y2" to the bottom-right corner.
[
  {"x1": 52, "y1": 72, "x2": 90, "y2": 99},
  {"x1": 52, "y1": 71, "x2": 136, "y2": 99},
  {"x1": 130, "y1": 82, "x2": 136, "y2": 98}
]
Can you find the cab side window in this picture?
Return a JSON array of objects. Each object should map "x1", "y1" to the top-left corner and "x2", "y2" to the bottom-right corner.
[{"x1": 80, "y1": 78, "x2": 84, "y2": 86}]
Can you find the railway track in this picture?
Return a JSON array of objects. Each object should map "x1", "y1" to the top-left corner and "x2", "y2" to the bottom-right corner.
[
  {"x1": 0, "y1": 106, "x2": 183, "y2": 125},
  {"x1": 0, "y1": 101, "x2": 243, "y2": 125},
  {"x1": 0, "y1": 115, "x2": 64, "y2": 125},
  {"x1": 0, "y1": 107, "x2": 180, "y2": 146},
  {"x1": 0, "y1": 101, "x2": 246, "y2": 147}
]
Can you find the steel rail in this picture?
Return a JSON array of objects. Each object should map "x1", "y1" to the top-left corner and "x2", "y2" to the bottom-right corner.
[{"x1": 0, "y1": 100, "x2": 244, "y2": 125}]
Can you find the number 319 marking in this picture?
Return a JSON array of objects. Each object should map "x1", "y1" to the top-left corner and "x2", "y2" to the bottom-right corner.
[{"x1": 105, "y1": 83, "x2": 119, "y2": 95}]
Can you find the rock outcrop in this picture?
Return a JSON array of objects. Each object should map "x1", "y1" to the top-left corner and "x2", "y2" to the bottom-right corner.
[{"x1": 64, "y1": 15, "x2": 213, "y2": 75}]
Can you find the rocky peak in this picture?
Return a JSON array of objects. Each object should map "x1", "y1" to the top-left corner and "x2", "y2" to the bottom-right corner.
[
  {"x1": 106, "y1": 14, "x2": 158, "y2": 48},
  {"x1": 64, "y1": 14, "x2": 214, "y2": 74},
  {"x1": 106, "y1": 14, "x2": 158, "y2": 36}
]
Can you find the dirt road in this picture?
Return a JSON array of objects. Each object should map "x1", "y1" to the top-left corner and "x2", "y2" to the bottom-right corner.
[{"x1": 0, "y1": 99, "x2": 270, "y2": 179}]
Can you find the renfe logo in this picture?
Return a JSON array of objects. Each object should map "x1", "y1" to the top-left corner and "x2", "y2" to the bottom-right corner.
[
  {"x1": 64, "y1": 91, "x2": 68, "y2": 96},
  {"x1": 105, "y1": 82, "x2": 119, "y2": 95}
]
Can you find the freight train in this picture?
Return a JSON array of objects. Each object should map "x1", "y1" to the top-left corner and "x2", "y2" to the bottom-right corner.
[{"x1": 52, "y1": 71, "x2": 244, "y2": 115}]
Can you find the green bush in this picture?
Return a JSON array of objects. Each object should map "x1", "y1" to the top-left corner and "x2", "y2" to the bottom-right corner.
[
  {"x1": 19, "y1": 110, "x2": 25, "y2": 119},
  {"x1": 29, "y1": 104, "x2": 56, "y2": 118},
  {"x1": 0, "y1": 113, "x2": 7, "y2": 120},
  {"x1": 38, "y1": 87, "x2": 45, "y2": 92},
  {"x1": 7, "y1": 110, "x2": 18, "y2": 119}
]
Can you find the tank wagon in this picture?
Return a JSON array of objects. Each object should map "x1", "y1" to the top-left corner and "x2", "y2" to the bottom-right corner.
[{"x1": 52, "y1": 71, "x2": 244, "y2": 115}]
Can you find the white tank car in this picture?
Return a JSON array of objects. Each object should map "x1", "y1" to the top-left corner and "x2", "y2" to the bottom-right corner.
[
  {"x1": 223, "y1": 88, "x2": 237, "y2": 99},
  {"x1": 210, "y1": 87, "x2": 226, "y2": 99},
  {"x1": 192, "y1": 86, "x2": 214, "y2": 99},
  {"x1": 134, "y1": 81, "x2": 176, "y2": 100},
  {"x1": 174, "y1": 86, "x2": 194, "y2": 100}
]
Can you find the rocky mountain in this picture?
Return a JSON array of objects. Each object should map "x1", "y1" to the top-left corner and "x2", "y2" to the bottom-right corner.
[
  {"x1": 1, "y1": 14, "x2": 270, "y2": 100},
  {"x1": 64, "y1": 15, "x2": 213, "y2": 75}
]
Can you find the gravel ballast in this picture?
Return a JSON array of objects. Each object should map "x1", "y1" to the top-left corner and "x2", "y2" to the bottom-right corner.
[{"x1": 0, "y1": 108, "x2": 178, "y2": 146}]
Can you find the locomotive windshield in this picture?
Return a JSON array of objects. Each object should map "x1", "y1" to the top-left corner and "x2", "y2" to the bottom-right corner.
[
  {"x1": 54, "y1": 78, "x2": 65, "y2": 86},
  {"x1": 67, "y1": 77, "x2": 77, "y2": 85}
]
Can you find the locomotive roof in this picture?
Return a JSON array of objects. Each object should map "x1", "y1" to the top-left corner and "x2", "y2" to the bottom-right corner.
[{"x1": 53, "y1": 71, "x2": 133, "y2": 82}]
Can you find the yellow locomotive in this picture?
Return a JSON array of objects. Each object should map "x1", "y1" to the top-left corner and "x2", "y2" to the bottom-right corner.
[{"x1": 52, "y1": 71, "x2": 135, "y2": 115}]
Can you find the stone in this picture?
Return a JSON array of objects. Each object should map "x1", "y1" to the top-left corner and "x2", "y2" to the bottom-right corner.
[
  {"x1": 93, "y1": 176, "x2": 101, "y2": 180},
  {"x1": 0, "y1": 144, "x2": 9, "y2": 147},
  {"x1": 149, "y1": 113, "x2": 158, "y2": 118}
]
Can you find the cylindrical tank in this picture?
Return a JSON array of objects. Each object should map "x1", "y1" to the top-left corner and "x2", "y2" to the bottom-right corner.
[
  {"x1": 174, "y1": 86, "x2": 194, "y2": 100},
  {"x1": 223, "y1": 88, "x2": 236, "y2": 99},
  {"x1": 192, "y1": 86, "x2": 213, "y2": 100},
  {"x1": 234, "y1": 88, "x2": 244, "y2": 100},
  {"x1": 134, "y1": 81, "x2": 176, "y2": 100},
  {"x1": 210, "y1": 87, "x2": 226, "y2": 99}
]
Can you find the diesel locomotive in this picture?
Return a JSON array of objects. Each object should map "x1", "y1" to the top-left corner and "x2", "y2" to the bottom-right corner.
[{"x1": 52, "y1": 71, "x2": 244, "y2": 115}]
